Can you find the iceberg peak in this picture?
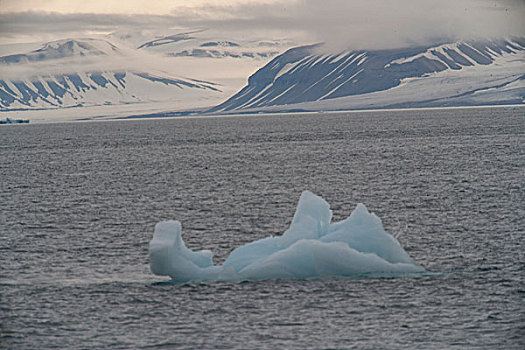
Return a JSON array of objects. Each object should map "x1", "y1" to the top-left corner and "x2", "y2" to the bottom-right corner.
[
  {"x1": 278, "y1": 190, "x2": 332, "y2": 248},
  {"x1": 149, "y1": 191, "x2": 424, "y2": 282}
]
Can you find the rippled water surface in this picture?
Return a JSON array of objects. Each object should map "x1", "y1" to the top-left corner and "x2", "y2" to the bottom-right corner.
[{"x1": 1, "y1": 109, "x2": 524, "y2": 349}]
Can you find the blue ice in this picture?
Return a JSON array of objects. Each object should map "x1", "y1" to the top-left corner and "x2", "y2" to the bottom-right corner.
[{"x1": 149, "y1": 191, "x2": 424, "y2": 282}]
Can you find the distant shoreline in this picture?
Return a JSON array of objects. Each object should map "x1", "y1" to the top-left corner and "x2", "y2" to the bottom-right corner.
[{"x1": 1, "y1": 103, "x2": 522, "y2": 124}]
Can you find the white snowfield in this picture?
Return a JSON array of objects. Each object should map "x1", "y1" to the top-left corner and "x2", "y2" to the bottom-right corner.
[{"x1": 149, "y1": 191, "x2": 424, "y2": 283}]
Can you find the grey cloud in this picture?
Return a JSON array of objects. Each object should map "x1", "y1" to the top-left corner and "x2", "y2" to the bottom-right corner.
[
  {"x1": 0, "y1": 11, "x2": 179, "y2": 40},
  {"x1": 1, "y1": 0, "x2": 524, "y2": 50},
  {"x1": 168, "y1": 0, "x2": 525, "y2": 50}
]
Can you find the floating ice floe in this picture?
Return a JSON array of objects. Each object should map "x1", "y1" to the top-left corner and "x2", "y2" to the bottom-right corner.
[{"x1": 149, "y1": 191, "x2": 424, "y2": 282}]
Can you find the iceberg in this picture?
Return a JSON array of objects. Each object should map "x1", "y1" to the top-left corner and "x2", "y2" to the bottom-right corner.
[{"x1": 149, "y1": 191, "x2": 424, "y2": 282}]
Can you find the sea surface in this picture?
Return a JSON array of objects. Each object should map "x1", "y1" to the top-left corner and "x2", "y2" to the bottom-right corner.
[{"x1": 1, "y1": 108, "x2": 524, "y2": 349}]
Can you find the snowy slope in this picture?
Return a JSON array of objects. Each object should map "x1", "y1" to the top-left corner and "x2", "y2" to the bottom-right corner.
[
  {"x1": 210, "y1": 38, "x2": 525, "y2": 112},
  {"x1": 0, "y1": 69, "x2": 221, "y2": 110}
]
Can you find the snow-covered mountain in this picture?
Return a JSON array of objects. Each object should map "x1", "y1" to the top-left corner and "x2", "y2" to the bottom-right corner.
[
  {"x1": 109, "y1": 29, "x2": 289, "y2": 59},
  {"x1": 210, "y1": 38, "x2": 525, "y2": 112},
  {"x1": 0, "y1": 38, "x2": 223, "y2": 111},
  {"x1": 0, "y1": 39, "x2": 120, "y2": 64}
]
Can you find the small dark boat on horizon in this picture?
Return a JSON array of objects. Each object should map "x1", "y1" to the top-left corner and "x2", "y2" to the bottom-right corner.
[{"x1": 0, "y1": 117, "x2": 30, "y2": 124}]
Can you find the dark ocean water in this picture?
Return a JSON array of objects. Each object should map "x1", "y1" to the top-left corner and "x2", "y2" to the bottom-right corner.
[{"x1": 1, "y1": 108, "x2": 524, "y2": 349}]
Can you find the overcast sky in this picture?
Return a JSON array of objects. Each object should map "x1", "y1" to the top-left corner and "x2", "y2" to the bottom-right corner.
[{"x1": 0, "y1": 0, "x2": 524, "y2": 49}]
